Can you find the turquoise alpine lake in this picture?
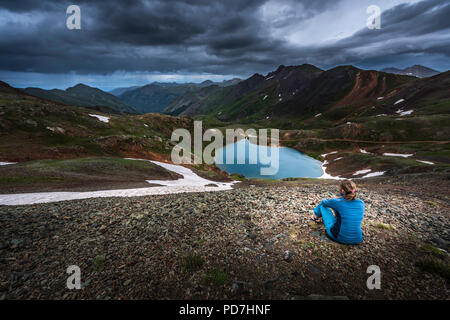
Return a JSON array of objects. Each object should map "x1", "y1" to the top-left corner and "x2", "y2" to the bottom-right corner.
[{"x1": 215, "y1": 139, "x2": 324, "y2": 179}]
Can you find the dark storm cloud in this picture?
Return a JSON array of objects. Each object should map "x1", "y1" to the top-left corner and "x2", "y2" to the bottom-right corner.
[
  {"x1": 339, "y1": 0, "x2": 450, "y2": 49},
  {"x1": 0, "y1": 0, "x2": 449, "y2": 80},
  {"x1": 317, "y1": 0, "x2": 450, "y2": 68},
  {"x1": 0, "y1": 0, "x2": 283, "y2": 75}
]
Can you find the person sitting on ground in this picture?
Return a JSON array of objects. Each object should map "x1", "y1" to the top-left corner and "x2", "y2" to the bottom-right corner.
[{"x1": 311, "y1": 180, "x2": 365, "y2": 245}]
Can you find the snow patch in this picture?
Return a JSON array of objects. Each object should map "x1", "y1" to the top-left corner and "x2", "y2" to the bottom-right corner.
[
  {"x1": 383, "y1": 153, "x2": 413, "y2": 158},
  {"x1": 394, "y1": 99, "x2": 405, "y2": 105},
  {"x1": 360, "y1": 149, "x2": 370, "y2": 154},
  {"x1": 417, "y1": 160, "x2": 434, "y2": 165},
  {"x1": 319, "y1": 160, "x2": 342, "y2": 180},
  {"x1": 315, "y1": 113, "x2": 322, "y2": 118},
  {"x1": 361, "y1": 171, "x2": 386, "y2": 178},
  {"x1": 144, "y1": 160, "x2": 234, "y2": 188},
  {"x1": 396, "y1": 109, "x2": 413, "y2": 116},
  {"x1": 321, "y1": 151, "x2": 338, "y2": 158},
  {"x1": 89, "y1": 114, "x2": 110, "y2": 123},
  {"x1": 263, "y1": 95, "x2": 268, "y2": 100},
  {"x1": 0, "y1": 162, "x2": 16, "y2": 166},
  {"x1": 0, "y1": 159, "x2": 237, "y2": 206},
  {"x1": 353, "y1": 169, "x2": 371, "y2": 176},
  {"x1": 318, "y1": 153, "x2": 342, "y2": 180}
]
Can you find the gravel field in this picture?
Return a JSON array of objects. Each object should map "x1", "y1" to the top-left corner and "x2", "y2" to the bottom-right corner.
[{"x1": 0, "y1": 176, "x2": 449, "y2": 300}]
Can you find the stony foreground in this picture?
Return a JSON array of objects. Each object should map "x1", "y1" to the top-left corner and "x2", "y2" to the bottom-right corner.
[{"x1": 0, "y1": 179, "x2": 449, "y2": 299}]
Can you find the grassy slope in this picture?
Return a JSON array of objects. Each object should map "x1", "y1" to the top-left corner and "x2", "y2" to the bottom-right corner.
[
  {"x1": 0, "y1": 88, "x2": 193, "y2": 162},
  {"x1": 0, "y1": 86, "x2": 233, "y2": 191},
  {"x1": 0, "y1": 157, "x2": 183, "y2": 193},
  {"x1": 119, "y1": 83, "x2": 198, "y2": 114}
]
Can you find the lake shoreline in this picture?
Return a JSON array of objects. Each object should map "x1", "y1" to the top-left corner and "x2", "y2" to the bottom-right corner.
[{"x1": 214, "y1": 139, "x2": 324, "y2": 180}]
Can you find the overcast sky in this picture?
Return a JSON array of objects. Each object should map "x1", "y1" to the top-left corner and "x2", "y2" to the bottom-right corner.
[{"x1": 0, "y1": 0, "x2": 449, "y2": 90}]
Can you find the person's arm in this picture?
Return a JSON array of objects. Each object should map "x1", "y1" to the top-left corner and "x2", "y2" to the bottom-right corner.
[
  {"x1": 320, "y1": 198, "x2": 340, "y2": 217},
  {"x1": 320, "y1": 198, "x2": 340, "y2": 210}
]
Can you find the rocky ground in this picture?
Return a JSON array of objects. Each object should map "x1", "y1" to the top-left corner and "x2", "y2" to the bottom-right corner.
[{"x1": 0, "y1": 174, "x2": 449, "y2": 300}]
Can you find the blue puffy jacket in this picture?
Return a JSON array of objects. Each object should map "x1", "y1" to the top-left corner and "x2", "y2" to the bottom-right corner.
[{"x1": 320, "y1": 197, "x2": 365, "y2": 244}]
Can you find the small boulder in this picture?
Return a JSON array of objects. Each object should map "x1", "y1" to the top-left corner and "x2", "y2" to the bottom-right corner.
[{"x1": 283, "y1": 250, "x2": 294, "y2": 262}]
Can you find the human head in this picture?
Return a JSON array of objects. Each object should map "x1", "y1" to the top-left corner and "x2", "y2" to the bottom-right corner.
[{"x1": 340, "y1": 180, "x2": 357, "y2": 200}]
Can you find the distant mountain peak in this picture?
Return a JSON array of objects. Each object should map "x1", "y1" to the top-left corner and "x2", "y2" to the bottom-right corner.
[
  {"x1": 381, "y1": 65, "x2": 440, "y2": 78},
  {"x1": 23, "y1": 83, "x2": 139, "y2": 114},
  {"x1": 0, "y1": 80, "x2": 12, "y2": 88},
  {"x1": 250, "y1": 73, "x2": 264, "y2": 79},
  {"x1": 70, "y1": 83, "x2": 90, "y2": 89},
  {"x1": 0, "y1": 80, "x2": 29, "y2": 95}
]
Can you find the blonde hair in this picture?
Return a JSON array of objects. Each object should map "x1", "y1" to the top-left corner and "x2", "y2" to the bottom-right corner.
[{"x1": 340, "y1": 180, "x2": 357, "y2": 201}]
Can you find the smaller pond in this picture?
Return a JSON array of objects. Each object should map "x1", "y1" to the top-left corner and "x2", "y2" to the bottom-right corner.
[{"x1": 215, "y1": 139, "x2": 324, "y2": 180}]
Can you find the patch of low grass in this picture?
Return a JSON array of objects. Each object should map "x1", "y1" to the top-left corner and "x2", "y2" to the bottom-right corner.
[
  {"x1": 24, "y1": 157, "x2": 159, "y2": 172},
  {"x1": 308, "y1": 221, "x2": 321, "y2": 229},
  {"x1": 190, "y1": 164, "x2": 229, "y2": 182},
  {"x1": 414, "y1": 100, "x2": 450, "y2": 116},
  {"x1": 282, "y1": 177, "x2": 316, "y2": 182},
  {"x1": 374, "y1": 222, "x2": 396, "y2": 230},
  {"x1": 15, "y1": 157, "x2": 181, "y2": 179},
  {"x1": 230, "y1": 173, "x2": 246, "y2": 181},
  {"x1": 202, "y1": 268, "x2": 231, "y2": 286},
  {"x1": 289, "y1": 226, "x2": 298, "y2": 239},
  {"x1": 424, "y1": 201, "x2": 438, "y2": 207},
  {"x1": 416, "y1": 257, "x2": 450, "y2": 280},
  {"x1": 184, "y1": 254, "x2": 204, "y2": 272},
  {"x1": 305, "y1": 152, "x2": 321, "y2": 161},
  {"x1": 421, "y1": 244, "x2": 446, "y2": 257},
  {"x1": 0, "y1": 176, "x2": 64, "y2": 184},
  {"x1": 298, "y1": 240, "x2": 307, "y2": 248},
  {"x1": 193, "y1": 235, "x2": 209, "y2": 247},
  {"x1": 93, "y1": 255, "x2": 105, "y2": 271}
]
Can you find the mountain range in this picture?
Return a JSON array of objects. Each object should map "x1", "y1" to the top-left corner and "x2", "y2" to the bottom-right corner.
[
  {"x1": 109, "y1": 79, "x2": 242, "y2": 97},
  {"x1": 1, "y1": 61, "x2": 449, "y2": 179},
  {"x1": 23, "y1": 84, "x2": 139, "y2": 114},
  {"x1": 20, "y1": 79, "x2": 242, "y2": 115},
  {"x1": 17, "y1": 65, "x2": 441, "y2": 117},
  {"x1": 162, "y1": 64, "x2": 449, "y2": 127},
  {"x1": 381, "y1": 65, "x2": 440, "y2": 78},
  {"x1": 8, "y1": 63, "x2": 449, "y2": 129},
  {"x1": 115, "y1": 79, "x2": 242, "y2": 114},
  {"x1": 109, "y1": 86, "x2": 141, "y2": 96}
]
